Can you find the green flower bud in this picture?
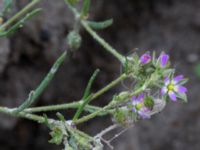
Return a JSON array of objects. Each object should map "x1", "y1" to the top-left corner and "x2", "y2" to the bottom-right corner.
[
  {"x1": 49, "y1": 126, "x2": 64, "y2": 145},
  {"x1": 113, "y1": 107, "x2": 136, "y2": 127},
  {"x1": 113, "y1": 91, "x2": 129, "y2": 102},
  {"x1": 144, "y1": 96, "x2": 154, "y2": 110},
  {"x1": 67, "y1": 31, "x2": 82, "y2": 50}
]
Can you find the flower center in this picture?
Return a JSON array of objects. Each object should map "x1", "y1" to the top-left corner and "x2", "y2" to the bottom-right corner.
[
  {"x1": 135, "y1": 103, "x2": 143, "y2": 110},
  {"x1": 167, "y1": 83, "x2": 174, "y2": 91}
]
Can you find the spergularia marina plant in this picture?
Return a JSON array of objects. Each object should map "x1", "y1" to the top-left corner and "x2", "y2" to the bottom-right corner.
[{"x1": 0, "y1": 0, "x2": 188, "y2": 149}]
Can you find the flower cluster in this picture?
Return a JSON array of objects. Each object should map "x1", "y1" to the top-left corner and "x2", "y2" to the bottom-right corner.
[
  {"x1": 128, "y1": 51, "x2": 188, "y2": 120},
  {"x1": 139, "y1": 52, "x2": 169, "y2": 68}
]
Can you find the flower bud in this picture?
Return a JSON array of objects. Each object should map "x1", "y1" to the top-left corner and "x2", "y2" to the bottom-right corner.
[
  {"x1": 113, "y1": 91, "x2": 130, "y2": 102},
  {"x1": 158, "y1": 52, "x2": 169, "y2": 68},
  {"x1": 140, "y1": 53, "x2": 151, "y2": 64},
  {"x1": 113, "y1": 107, "x2": 135, "y2": 127},
  {"x1": 144, "y1": 96, "x2": 154, "y2": 110},
  {"x1": 67, "y1": 31, "x2": 82, "y2": 51}
]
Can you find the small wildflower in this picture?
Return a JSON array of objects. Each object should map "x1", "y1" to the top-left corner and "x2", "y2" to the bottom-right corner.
[
  {"x1": 132, "y1": 93, "x2": 151, "y2": 119},
  {"x1": 140, "y1": 53, "x2": 151, "y2": 64},
  {"x1": 158, "y1": 52, "x2": 169, "y2": 68},
  {"x1": 161, "y1": 75, "x2": 187, "y2": 101}
]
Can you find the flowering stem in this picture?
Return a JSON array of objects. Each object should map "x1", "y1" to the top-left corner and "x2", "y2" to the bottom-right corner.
[
  {"x1": 0, "y1": 0, "x2": 43, "y2": 32},
  {"x1": 90, "y1": 73, "x2": 127, "y2": 100},
  {"x1": 73, "y1": 81, "x2": 149, "y2": 125},
  {"x1": 81, "y1": 20, "x2": 126, "y2": 64}
]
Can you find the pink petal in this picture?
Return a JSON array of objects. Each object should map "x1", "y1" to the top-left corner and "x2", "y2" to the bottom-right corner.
[
  {"x1": 140, "y1": 53, "x2": 151, "y2": 64},
  {"x1": 159, "y1": 52, "x2": 169, "y2": 68},
  {"x1": 173, "y1": 75, "x2": 184, "y2": 84},
  {"x1": 161, "y1": 87, "x2": 167, "y2": 95},
  {"x1": 168, "y1": 91, "x2": 177, "y2": 101},
  {"x1": 178, "y1": 86, "x2": 187, "y2": 93},
  {"x1": 164, "y1": 77, "x2": 170, "y2": 85},
  {"x1": 137, "y1": 93, "x2": 145, "y2": 101}
]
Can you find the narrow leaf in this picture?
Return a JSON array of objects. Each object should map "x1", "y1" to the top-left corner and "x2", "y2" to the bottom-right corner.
[
  {"x1": 73, "y1": 69, "x2": 100, "y2": 121},
  {"x1": 12, "y1": 51, "x2": 67, "y2": 114},
  {"x1": 81, "y1": 0, "x2": 91, "y2": 18},
  {"x1": 176, "y1": 92, "x2": 188, "y2": 103},
  {"x1": 56, "y1": 112, "x2": 65, "y2": 121},
  {"x1": 0, "y1": 8, "x2": 42, "y2": 37},
  {"x1": 86, "y1": 19, "x2": 113, "y2": 30},
  {"x1": 83, "y1": 69, "x2": 100, "y2": 99},
  {"x1": 178, "y1": 78, "x2": 188, "y2": 85}
]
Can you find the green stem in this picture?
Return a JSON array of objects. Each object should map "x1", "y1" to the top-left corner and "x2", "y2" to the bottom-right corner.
[
  {"x1": 74, "y1": 106, "x2": 108, "y2": 125},
  {"x1": 64, "y1": 1, "x2": 125, "y2": 64},
  {"x1": 0, "y1": 0, "x2": 43, "y2": 32},
  {"x1": 0, "y1": 106, "x2": 45, "y2": 123},
  {"x1": 13, "y1": 51, "x2": 67, "y2": 113},
  {"x1": 72, "y1": 73, "x2": 127, "y2": 119},
  {"x1": 25, "y1": 101, "x2": 101, "y2": 113},
  {"x1": 90, "y1": 73, "x2": 127, "y2": 100},
  {"x1": 0, "y1": 63, "x2": 126, "y2": 124},
  {"x1": 81, "y1": 20, "x2": 125, "y2": 64},
  {"x1": 73, "y1": 84, "x2": 146, "y2": 125},
  {"x1": 26, "y1": 73, "x2": 127, "y2": 114}
]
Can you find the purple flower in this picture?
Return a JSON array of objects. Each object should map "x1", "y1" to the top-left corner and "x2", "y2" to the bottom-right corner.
[
  {"x1": 140, "y1": 53, "x2": 151, "y2": 64},
  {"x1": 161, "y1": 75, "x2": 187, "y2": 101},
  {"x1": 132, "y1": 93, "x2": 151, "y2": 119},
  {"x1": 158, "y1": 52, "x2": 169, "y2": 68}
]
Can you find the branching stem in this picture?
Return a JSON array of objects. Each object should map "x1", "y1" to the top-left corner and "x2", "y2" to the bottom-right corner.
[{"x1": 0, "y1": 0, "x2": 43, "y2": 32}]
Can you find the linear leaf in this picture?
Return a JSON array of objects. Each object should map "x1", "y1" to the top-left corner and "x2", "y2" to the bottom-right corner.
[
  {"x1": 73, "y1": 69, "x2": 100, "y2": 121},
  {"x1": 86, "y1": 19, "x2": 113, "y2": 30},
  {"x1": 81, "y1": 0, "x2": 91, "y2": 18},
  {"x1": 0, "y1": 8, "x2": 42, "y2": 37}
]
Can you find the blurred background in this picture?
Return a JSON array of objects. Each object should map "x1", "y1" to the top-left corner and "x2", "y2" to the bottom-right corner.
[{"x1": 0, "y1": 0, "x2": 199, "y2": 149}]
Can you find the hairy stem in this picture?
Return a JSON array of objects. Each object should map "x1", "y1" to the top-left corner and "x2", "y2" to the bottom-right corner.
[
  {"x1": 74, "y1": 84, "x2": 146, "y2": 125},
  {"x1": 0, "y1": 0, "x2": 43, "y2": 32},
  {"x1": 25, "y1": 101, "x2": 101, "y2": 113},
  {"x1": 0, "y1": 106, "x2": 45, "y2": 123},
  {"x1": 81, "y1": 20, "x2": 125, "y2": 64},
  {"x1": 94, "y1": 124, "x2": 120, "y2": 139},
  {"x1": 0, "y1": 0, "x2": 42, "y2": 32},
  {"x1": 90, "y1": 73, "x2": 127, "y2": 100}
]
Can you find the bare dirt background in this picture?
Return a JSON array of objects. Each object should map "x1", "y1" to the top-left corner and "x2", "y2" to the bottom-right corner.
[{"x1": 0, "y1": 0, "x2": 200, "y2": 150}]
